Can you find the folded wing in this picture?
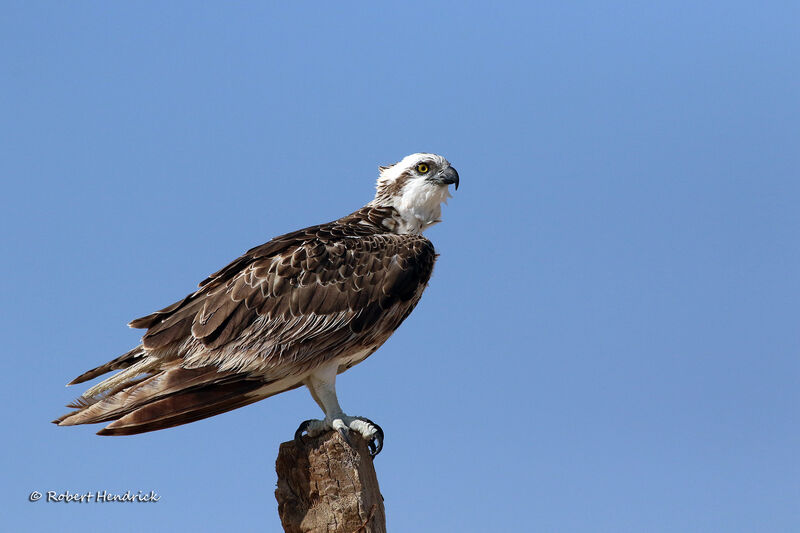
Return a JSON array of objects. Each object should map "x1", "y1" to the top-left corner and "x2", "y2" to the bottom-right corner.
[{"x1": 56, "y1": 213, "x2": 436, "y2": 435}]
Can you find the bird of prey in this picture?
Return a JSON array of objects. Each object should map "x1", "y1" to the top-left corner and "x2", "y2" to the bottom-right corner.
[{"x1": 55, "y1": 153, "x2": 459, "y2": 455}]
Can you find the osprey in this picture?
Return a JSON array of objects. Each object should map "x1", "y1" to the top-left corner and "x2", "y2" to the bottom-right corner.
[{"x1": 55, "y1": 153, "x2": 459, "y2": 455}]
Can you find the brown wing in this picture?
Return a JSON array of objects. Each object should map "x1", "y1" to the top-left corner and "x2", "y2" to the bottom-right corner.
[
  {"x1": 131, "y1": 227, "x2": 436, "y2": 376},
  {"x1": 57, "y1": 209, "x2": 436, "y2": 434}
]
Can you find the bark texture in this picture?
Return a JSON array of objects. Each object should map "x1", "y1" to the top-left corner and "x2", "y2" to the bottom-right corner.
[{"x1": 275, "y1": 431, "x2": 386, "y2": 533}]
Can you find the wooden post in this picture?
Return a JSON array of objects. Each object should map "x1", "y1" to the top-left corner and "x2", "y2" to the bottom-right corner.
[{"x1": 275, "y1": 431, "x2": 386, "y2": 533}]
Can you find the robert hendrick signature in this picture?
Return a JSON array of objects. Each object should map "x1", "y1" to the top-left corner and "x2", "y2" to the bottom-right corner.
[{"x1": 29, "y1": 490, "x2": 160, "y2": 503}]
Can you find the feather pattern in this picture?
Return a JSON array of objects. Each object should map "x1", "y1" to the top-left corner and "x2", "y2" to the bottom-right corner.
[{"x1": 56, "y1": 205, "x2": 437, "y2": 434}]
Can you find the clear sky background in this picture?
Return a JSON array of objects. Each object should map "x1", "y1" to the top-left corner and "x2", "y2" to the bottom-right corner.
[{"x1": 2, "y1": 2, "x2": 798, "y2": 532}]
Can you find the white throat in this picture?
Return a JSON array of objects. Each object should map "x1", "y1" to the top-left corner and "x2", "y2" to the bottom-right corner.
[{"x1": 390, "y1": 179, "x2": 451, "y2": 234}]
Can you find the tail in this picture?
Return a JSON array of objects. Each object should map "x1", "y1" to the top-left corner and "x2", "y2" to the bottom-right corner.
[
  {"x1": 67, "y1": 346, "x2": 145, "y2": 385},
  {"x1": 56, "y1": 355, "x2": 302, "y2": 435}
]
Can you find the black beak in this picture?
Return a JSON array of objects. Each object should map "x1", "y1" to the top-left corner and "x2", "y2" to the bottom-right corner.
[{"x1": 439, "y1": 166, "x2": 460, "y2": 190}]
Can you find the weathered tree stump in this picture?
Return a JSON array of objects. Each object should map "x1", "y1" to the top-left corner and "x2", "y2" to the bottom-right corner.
[{"x1": 275, "y1": 431, "x2": 386, "y2": 533}]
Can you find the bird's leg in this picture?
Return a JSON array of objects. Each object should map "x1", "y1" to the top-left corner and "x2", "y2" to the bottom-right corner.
[{"x1": 295, "y1": 362, "x2": 384, "y2": 456}]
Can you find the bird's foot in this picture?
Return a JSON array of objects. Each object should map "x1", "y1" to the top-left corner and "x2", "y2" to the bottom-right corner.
[{"x1": 295, "y1": 415, "x2": 384, "y2": 456}]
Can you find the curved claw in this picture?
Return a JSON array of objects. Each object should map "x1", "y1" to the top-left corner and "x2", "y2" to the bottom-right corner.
[
  {"x1": 359, "y1": 417, "x2": 384, "y2": 457},
  {"x1": 294, "y1": 419, "x2": 312, "y2": 443},
  {"x1": 337, "y1": 426, "x2": 352, "y2": 447},
  {"x1": 294, "y1": 416, "x2": 384, "y2": 457}
]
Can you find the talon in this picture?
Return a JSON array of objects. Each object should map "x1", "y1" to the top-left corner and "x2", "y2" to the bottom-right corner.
[
  {"x1": 337, "y1": 426, "x2": 352, "y2": 447},
  {"x1": 372, "y1": 425, "x2": 384, "y2": 456},
  {"x1": 293, "y1": 415, "x2": 384, "y2": 456},
  {"x1": 353, "y1": 416, "x2": 384, "y2": 457},
  {"x1": 367, "y1": 420, "x2": 384, "y2": 457},
  {"x1": 294, "y1": 420, "x2": 312, "y2": 443}
]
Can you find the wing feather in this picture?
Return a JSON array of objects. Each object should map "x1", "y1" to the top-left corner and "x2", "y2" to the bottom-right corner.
[
  {"x1": 61, "y1": 206, "x2": 437, "y2": 435},
  {"x1": 133, "y1": 230, "x2": 434, "y2": 356}
]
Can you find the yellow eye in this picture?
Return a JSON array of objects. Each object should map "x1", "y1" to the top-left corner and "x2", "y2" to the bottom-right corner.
[{"x1": 416, "y1": 163, "x2": 429, "y2": 174}]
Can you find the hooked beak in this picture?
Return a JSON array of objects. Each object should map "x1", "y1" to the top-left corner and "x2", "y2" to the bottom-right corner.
[{"x1": 437, "y1": 166, "x2": 460, "y2": 190}]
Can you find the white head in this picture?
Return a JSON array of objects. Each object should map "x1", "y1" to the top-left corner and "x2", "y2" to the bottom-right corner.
[{"x1": 369, "y1": 153, "x2": 459, "y2": 234}]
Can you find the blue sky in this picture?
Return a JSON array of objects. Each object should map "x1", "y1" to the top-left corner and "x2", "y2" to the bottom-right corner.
[{"x1": 2, "y1": 2, "x2": 798, "y2": 531}]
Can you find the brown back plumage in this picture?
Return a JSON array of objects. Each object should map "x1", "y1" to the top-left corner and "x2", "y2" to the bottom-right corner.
[{"x1": 56, "y1": 206, "x2": 437, "y2": 435}]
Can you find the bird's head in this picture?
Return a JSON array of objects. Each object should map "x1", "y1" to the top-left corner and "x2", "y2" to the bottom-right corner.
[{"x1": 370, "y1": 153, "x2": 459, "y2": 234}]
